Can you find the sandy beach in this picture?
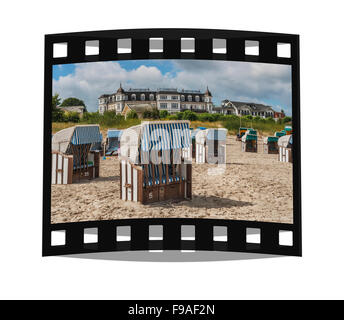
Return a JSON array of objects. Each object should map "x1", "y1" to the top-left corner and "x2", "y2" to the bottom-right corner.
[{"x1": 51, "y1": 135, "x2": 293, "y2": 224}]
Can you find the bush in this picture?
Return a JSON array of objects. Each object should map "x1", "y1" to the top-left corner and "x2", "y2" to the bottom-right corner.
[
  {"x1": 150, "y1": 108, "x2": 160, "y2": 119},
  {"x1": 283, "y1": 116, "x2": 292, "y2": 123},
  {"x1": 66, "y1": 112, "x2": 80, "y2": 123},
  {"x1": 181, "y1": 110, "x2": 198, "y2": 121},
  {"x1": 126, "y1": 110, "x2": 138, "y2": 119},
  {"x1": 159, "y1": 110, "x2": 169, "y2": 118},
  {"x1": 176, "y1": 112, "x2": 184, "y2": 120},
  {"x1": 52, "y1": 109, "x2": 65, "y2": 122},
  {"x1": 242, "y1": 115, "x2": 253, "y2": 120},
  {"x1": 143, "y1": 110, "x2": 152, "y2": 119}
]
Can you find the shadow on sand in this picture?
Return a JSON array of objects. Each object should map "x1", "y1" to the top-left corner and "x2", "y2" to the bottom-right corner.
[
  {"x1": 72, "y1": 175, "x2": 119, "y2": 184},
  {"x1": 148, "y1": 195, "x2": 252, "y2": 209}
]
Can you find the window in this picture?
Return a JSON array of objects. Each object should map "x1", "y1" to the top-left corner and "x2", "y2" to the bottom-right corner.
[
  {"x1": 141, "y1": 94, "x2": 145, "y2": 101},
  {"x1": 188, "y1": 95, "x2": 192, "y2": 102},
  {"x1": 149, "y1": 94, "x2": 154, "y2": 101},
  {"x1": 160, "y1": 95, "x2": 167, "y2": 100},
  {"x1": 160, "y1": 103, "x2": 167, "y2": 109},
  {"x1": 195, "y1": 96, "x2": 200, "y2": 102},
  {"x1": 116, "y1": 95, "x2": 121, "y2": 101},
  {"x1": 171, "y1": 95, "x2": 178, "y2": 100},
  {"x1": 131, "y1": 94, "x2": 136, "y2": 101},
  {"x1": 181, "y1": 95, "x2": 185, "y2": 101},
  {"x1": 171, "y1": 103, "x2": 179, "y2": 109}
]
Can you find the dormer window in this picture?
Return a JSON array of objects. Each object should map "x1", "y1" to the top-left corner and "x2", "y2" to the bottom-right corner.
[
  {"x1": 188, "y1": 95, "x2": 192, "y2": 102},
  {"x1": 181, "y1": 95, "x2": 185, "y2": 101},
  {"x1": 141, "y1": 94, "x2": 145, "y2": 101},
  {"x1": 195, "y1": 95, "x2": 200, "y2": 102},
  {"x1": 149, "y1": 94, "x2": 154, "y2": 101},
  {"x1": 131, "y1": 94, "x2": 136, "y2": 101}
]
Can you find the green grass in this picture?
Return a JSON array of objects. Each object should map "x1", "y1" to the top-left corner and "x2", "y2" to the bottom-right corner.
[{"x1": 52, "y1": 111, "x2": 290, "y2": 137}]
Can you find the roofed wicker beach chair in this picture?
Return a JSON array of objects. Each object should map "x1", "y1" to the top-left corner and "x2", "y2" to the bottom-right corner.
[
  {"x1": 51, "y1": 125, "x2": 102, "y2": 184},
  {"x1": 119, "y1": 120, "x2": 192, "y2": 204},
  {"x1": 263, "y1": 136, "x2": 279, "y2": 154},
  {"x1": 241, "y1": 129, "x2": 258, "y2": 152},
  {"x1": 236, "y1": 127, "x2": 248, "y2": 141},
  {"x1": 278, "y1": 134, "x2": 293, "y2": 163},
  {"x1": 105, "y1": 129, "x2": 123, "y2": 156},
  {"x1": 195, "y1": 128, "x2": 228, "y2": 164},
  {"x1": 285, "y1": 125, "x2": 292, "y2": 135}
]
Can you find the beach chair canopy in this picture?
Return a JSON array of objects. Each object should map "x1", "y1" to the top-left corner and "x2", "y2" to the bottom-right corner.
[
  {"x1": 242, "y1": 134, "x2": 257, "y2": 142},
  {"x1": 121, "y1": 120, "x2": 191, "y2": 163},
  {"x1": 278, "y1": 134, "x2": 293, "y2": 148},
  {"x1": 274, "y1": 131, "x2": 285, "y2": 137},
  {"x1": 52, "y1": 125, "x2": 102, "y2": 153},
  {"x1": 191, "y1": 128, "x2": 200, "y2": 140},
  {"x1": 196, "y1": 128, "x2": 227, "y2": 144},
  {"x1": 107, "y1": 129, "x2": 123, "y2": 139},
  {"x1": 246, "y1": 129, "x2": 257, "y2": 136},
  {"x1": 206, "y1": 128, "x2": 227, "y2": 141},
  {"x1": 197, "y1": 126, "x2": 207, "y2": 130},
  {"x1": 264, "y1": 136, "x2": 279, "y2": 144},
  {"x1": 242, "y1": 130, "x2": 257, "y2": 142}
]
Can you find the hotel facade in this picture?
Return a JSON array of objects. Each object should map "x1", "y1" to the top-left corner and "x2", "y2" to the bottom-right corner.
[{"x1": 98, "y1": 85, "x2": 214, "y2": 114}]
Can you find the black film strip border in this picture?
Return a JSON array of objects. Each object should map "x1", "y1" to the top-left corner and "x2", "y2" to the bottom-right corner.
[{"x1": 43, "y1": 28, "x2": 301, "y2": 257}]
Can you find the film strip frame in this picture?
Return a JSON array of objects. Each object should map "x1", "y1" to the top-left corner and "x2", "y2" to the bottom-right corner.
[{"x1": 43, "y1": 28, "x2": 301, "y2": 257}]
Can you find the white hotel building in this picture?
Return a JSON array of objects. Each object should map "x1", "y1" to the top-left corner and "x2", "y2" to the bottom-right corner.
[{"x1": 98, "y1": 84, "x2": 214, "y2": 114}]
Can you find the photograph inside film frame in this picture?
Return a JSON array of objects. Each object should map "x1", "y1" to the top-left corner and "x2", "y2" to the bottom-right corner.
[{"x1": 51, "y1": 59, "x2": 293, "y2": 224}]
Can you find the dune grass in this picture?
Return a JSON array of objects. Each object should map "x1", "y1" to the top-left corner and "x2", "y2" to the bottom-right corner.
[{"x1": 52, "y1": 111, "x2": 290, "y2": 137}]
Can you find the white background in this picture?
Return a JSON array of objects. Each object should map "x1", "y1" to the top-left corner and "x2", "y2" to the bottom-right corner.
[{"x1": 1, "y1": 0, "x2": 343, "y2": 300}]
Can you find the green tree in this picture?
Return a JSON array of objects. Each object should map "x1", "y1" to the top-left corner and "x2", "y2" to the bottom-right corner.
[
  {"x1": 52, "y1": 93, "x2": 64, "y2": 122},
  {"x1": 60, "y1": 97, "x2": 87, "y2": 112},
  {"x1": 52, "y1": 93, "x2": 61, "y2": 109}
]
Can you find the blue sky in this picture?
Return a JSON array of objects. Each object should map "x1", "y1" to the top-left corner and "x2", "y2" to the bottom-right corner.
[
  {"x1": 53, "y1": 60, "x2": 178, "y2": 80},
  {"x1": 53, "y1": 60, "x2": 292, "y2": 115}
]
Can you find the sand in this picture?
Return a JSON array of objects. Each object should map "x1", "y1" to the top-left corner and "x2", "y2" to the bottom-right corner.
[{"x1": 51, "y1": 135, "x2": 293, "y2": 224}]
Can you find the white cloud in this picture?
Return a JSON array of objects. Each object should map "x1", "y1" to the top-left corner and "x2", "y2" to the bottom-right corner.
[{"x1": 53, "y1": 60, "x2": 292, "y2": 115}]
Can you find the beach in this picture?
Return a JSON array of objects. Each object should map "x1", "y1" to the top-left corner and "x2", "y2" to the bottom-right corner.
[{"x1": 51, "y1": 135, "x2": 293, "y2": 224}]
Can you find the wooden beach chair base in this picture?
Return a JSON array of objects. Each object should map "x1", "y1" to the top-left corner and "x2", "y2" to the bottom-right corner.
[
  {"x1": 264, "y1": 142, "x2": 279, "y2": 154},
  {"x1": 120, "y1": 160, "x2": 192, "y2": 204},
  {"x1": 242, "y1": 141, "x2": 257, "y2": 153}
]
